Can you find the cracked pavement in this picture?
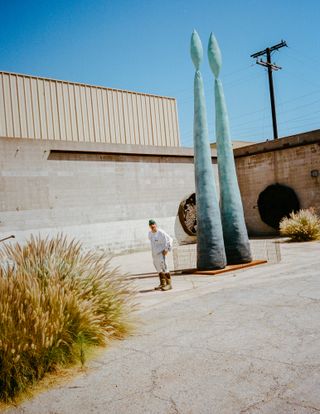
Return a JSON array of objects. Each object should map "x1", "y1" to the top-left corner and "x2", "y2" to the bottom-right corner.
[{"x1": 4, "y1": 240, "x2": 320, "y2": 414}]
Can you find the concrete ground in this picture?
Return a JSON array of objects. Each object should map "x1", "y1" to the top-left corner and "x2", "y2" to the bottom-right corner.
[{"x1": 4, "y1": 240, "x2": 320, "y2": 414}]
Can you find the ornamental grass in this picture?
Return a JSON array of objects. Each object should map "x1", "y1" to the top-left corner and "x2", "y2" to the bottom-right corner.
[
  {"x1": 279, "y1": 208, "x2": 320, "y2": 242},
  {"x1": 0, "y1": 235, "x2": 135, "y2": 402}
]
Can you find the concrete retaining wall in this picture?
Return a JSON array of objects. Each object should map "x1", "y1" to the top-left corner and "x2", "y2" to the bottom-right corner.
[{"x1": 0, "y1": 137, "x2": 218, "y2": 252}]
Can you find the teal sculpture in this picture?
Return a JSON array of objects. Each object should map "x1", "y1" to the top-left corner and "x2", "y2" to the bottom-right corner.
[
  {"x1": 208, "y1": 33, "x2": 252, "y2": 264},
  {"x1": 190, "y1": 30, "x2": 226, "y2": 270}
]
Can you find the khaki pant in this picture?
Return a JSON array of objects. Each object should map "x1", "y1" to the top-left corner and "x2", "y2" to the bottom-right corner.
[{"x1": 152, "y1": 252, "x2": 168, "y2": 273}]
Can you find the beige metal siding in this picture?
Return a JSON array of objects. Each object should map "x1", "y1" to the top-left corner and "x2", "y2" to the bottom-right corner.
[{"x1": 0, "y1": 72, "x2": 180, "y2": 147}]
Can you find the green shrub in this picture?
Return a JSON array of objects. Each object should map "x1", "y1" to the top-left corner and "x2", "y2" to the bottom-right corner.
[
  {"x1": 0, "y1": 235, "x2": 135, "y2": 402},
  {"x1": 279, "y1": 208, "x2": 320, "y2": 241}
]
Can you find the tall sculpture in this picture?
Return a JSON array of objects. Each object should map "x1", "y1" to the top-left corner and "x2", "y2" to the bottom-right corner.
[
  {"x1": 190, "y1": 30, "x2": 226, "y2": 270},
  {"x1": 208, "y1": 33, "x2": 252, "y2": 264}
]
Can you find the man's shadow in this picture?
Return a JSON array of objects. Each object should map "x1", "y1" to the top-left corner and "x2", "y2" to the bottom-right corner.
[
  {"x1": 139, "y1": 288, "x2": 156, "y2": 293},
  {"x1": 128, "y1": 272, "x2": 159, "y2": 293}
]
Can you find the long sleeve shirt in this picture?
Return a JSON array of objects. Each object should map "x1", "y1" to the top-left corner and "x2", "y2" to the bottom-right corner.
[{"x1": 148, "y1": 228, "x2": 173, "y2": 255}]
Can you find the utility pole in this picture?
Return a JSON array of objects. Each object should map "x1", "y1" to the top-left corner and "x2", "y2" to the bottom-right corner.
[{"x1": 251, "y1": 40, "x2": 287, "y2": 139}]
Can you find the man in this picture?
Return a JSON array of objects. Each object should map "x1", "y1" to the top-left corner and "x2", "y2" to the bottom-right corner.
[{"x1": 148, "y1": 219, "x2": 173, "y2": 291}]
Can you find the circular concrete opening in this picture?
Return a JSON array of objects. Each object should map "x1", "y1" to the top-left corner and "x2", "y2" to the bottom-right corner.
[{"x1": 257, "y1": 184, "x2": 300, "y2": 229}]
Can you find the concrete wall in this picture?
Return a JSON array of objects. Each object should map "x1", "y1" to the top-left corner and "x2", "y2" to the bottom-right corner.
[
  {"x1": 1, "y1": 130, "x2": 319, "y2": 251},
  {"x1": 0, "y1": 137, "x2": 218, "y2": 253},
  {"x1": 234, "y1": 130, "x2": 320, "y2": 235}
]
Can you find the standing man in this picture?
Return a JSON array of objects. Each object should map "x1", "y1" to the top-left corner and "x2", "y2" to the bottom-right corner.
[{"x1": 148, "y1": 219, "x2": 173, "y2": 291}]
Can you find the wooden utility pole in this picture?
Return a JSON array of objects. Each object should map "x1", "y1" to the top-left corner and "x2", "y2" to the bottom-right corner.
[{"x1": 251, "y1": 40, "x2": 287, "y2": 139}]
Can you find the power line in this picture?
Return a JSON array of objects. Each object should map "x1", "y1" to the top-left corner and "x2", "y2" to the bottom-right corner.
[
  {"x1": 225, "y1": 88, "x2": 320, "y2": 123},
  {"x1": 165, "y1": 64, "x2": 255, "y2": 99},
  {"x1": 229, "y1": 97, "x2": 320, "y2": 130},
  {"x1": 181, "y1": 100, "x2": 320, "y2": 142},
  {"x1": 182, "y1": 104, "x2": 320, "y2": 144},
  {"x1": 232, "y1": 118, "x2": 320, "y2": 141},
  {"x1": 176, "y1": 71, "x2": 261, "y2": 105}
]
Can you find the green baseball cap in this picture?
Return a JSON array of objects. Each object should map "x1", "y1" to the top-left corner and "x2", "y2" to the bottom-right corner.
[{"x1": 148, "y1": 219, "x2": 156, "y2": 225}]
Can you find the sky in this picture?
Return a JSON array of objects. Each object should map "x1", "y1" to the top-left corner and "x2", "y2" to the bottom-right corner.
[{"x1": 1, "y1": 0, "x2": 320, "y2": 147}]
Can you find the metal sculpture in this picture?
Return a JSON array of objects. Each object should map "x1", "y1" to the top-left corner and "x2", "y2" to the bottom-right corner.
[
  {"x1": 178, "y1": 193, "x2": 197, "y2": 236},
  {"x1": 208, "y1": 33, "x2": 252, "y2": 264},
  {"x1": 190, "y1": 30, "x2": 226, "y2": 270}
]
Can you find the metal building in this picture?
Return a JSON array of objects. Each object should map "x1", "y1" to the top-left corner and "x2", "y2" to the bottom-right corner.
[{"x1": 0, "y1": 71, "x2": 180, "y2": 147}]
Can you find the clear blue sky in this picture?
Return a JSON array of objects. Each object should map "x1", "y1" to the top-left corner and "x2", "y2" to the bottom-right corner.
[{"x1": 1, "y1": 0, "x2": 320, "y2": 147}]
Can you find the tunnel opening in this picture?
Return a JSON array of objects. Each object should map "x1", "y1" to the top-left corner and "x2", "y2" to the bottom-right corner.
[{"x1": 257, "y1": 183, "x2": 300, "y2": 229}]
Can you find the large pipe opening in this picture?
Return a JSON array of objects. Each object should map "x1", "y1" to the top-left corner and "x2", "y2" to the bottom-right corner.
[{"x1": 257, "y1": 183, "x2": 300, "y2": 229}]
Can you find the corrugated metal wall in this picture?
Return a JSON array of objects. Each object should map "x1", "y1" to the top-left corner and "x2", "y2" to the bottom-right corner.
[{"x1": 0, "y1": 72, "x2": 180, "y2": 146}]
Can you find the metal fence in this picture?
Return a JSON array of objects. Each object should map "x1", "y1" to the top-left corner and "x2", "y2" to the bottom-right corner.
[{"x1": 172, "y1": 239, "x2": 281, "y2": 271}]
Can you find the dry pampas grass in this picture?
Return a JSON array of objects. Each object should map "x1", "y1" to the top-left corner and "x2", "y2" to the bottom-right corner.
[
  {"x1": 280, "y1": 208, "x2": 320, "y2": 242},
  {"x1": 0, "y1": 234, "x2": 135, "y2": 401}
]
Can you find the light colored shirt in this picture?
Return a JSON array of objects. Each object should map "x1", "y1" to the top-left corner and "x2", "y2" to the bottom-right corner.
[{"x1": 148, "y1": 228, "x2": 173, "y2": 255}]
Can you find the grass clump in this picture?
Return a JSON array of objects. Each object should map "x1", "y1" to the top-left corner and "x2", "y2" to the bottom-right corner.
[
  {"x1": 279, "y1": 208, "x2": 320, "y2": 242},
  {"x1": 0, "y1": 235, "x2": 135, "y2": 402}
]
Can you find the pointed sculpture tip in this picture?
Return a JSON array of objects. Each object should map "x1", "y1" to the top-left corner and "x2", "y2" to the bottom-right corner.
[
  {"x1": 190, "y1": 30, "x2": 203, "y2": 70},
  {"x1": 208, "y1": 32, "x2": 222, "y2": 78}
]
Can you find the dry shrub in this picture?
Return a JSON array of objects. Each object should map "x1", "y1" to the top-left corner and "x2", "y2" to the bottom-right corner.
[
  {"x1": 279, "y1": 208, "x2": 320, "y2": 241},
  {"x1": 0, "y1": 235, "x2": 135, "y2": 401}
]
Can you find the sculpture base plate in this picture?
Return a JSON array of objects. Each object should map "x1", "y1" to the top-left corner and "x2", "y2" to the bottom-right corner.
[{"x1": 193, "y1": 259, "x2": 267, "y2": 275}]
